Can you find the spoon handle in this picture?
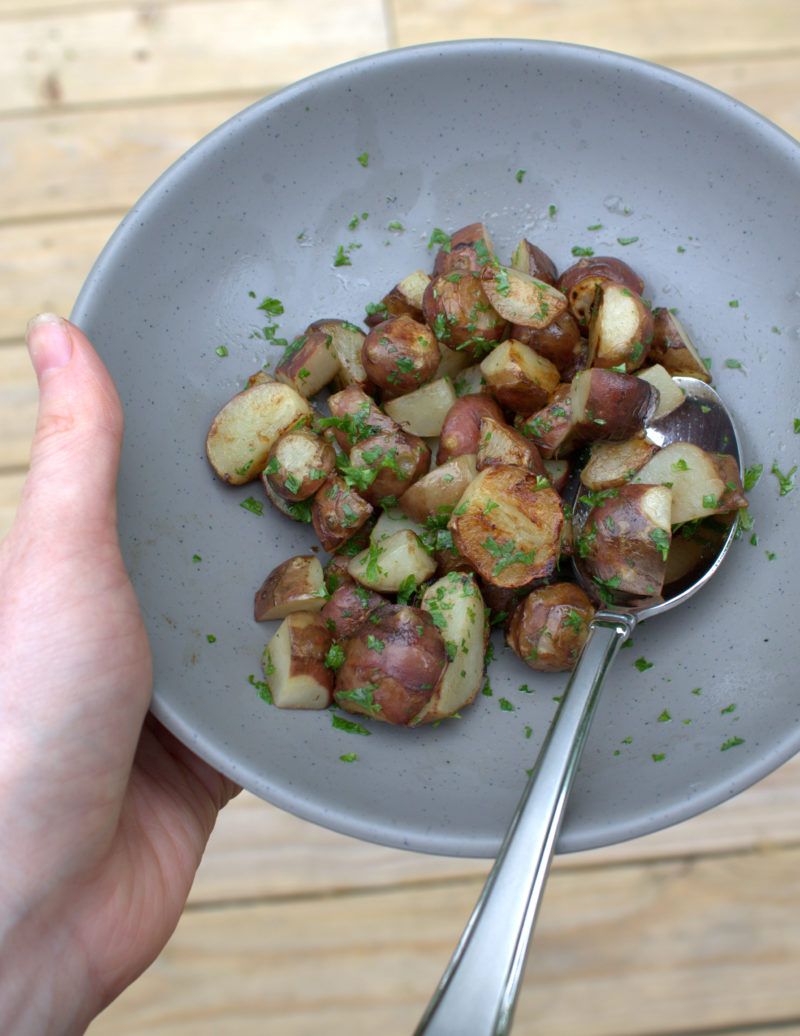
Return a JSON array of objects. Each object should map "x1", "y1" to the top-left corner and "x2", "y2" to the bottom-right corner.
[{"x1": 414, "y1": 610, "x2": 636, "y2": 1036}]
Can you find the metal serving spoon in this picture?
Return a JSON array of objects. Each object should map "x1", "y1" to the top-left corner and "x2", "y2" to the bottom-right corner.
[{"x1": 414, "y1": 376, "x2": 743, "y2": 1036}]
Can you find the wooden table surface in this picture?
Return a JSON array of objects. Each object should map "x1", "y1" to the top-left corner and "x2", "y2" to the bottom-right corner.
[{"x1": 2, "y1": 2, "x2": 800, "y2": 1033}]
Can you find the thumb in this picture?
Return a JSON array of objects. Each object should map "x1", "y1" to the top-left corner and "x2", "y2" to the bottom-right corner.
[{"x1": 20, "y1": 313, "x2": 124, "y2": 541}]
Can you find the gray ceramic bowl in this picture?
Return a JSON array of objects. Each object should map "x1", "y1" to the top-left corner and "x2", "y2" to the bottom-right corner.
[{"x1": 72, "y1": 39, "x2": 800, "y2": 857}]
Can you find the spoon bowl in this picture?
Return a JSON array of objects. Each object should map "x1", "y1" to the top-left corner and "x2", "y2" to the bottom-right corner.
[{"x1": 415, "y1": 377, "x2": 743, "y2": 1036}]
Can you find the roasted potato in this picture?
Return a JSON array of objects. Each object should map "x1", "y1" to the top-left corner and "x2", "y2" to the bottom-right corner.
[
  {"x1": 321, "y1": 580, "x2": 386, "y2": 639},
  {"x1": 480, "y1": 259, "x2": 568, "y2": 330},
  {"x1": 556, "y1": 255, "x2": 645, "y2": 329},
  {"x1": 636, "y1": 364, "x2": 685, "y2": 419},
  {"x1": 579, "y1": 436, "x2": 658, "y2": 491},
  {"x1": 437, "y1": 393, "x2": 505, "y2": 464},
  {"x1": 649, "y1": 308, "x2": 711, "y2": 383},
  {"x1": 307, "y1": 318, "x2": 371, "y2": 392},
  {"x1": 254, "y1": 555, "x2": 327, "y2": 621},
  {"x1": 570, "y1": 368, "x2": 658, "y2": 442},
  {"x1": 517, "y1": 383, "x2": 578, "y2": 459},
  {"x1": 479, "y1": 338, "x2": 560, "y2": 413},
  {"x1": 262, "y1": 611, "x2": 334, "y2": 709},
  {"x1": 577, "y1": 483, "x2": 672, "y2": 601},
  {"x1": 347, "y1": 528, "x2": 437, "y2": 592},
  {"x1": 263, "y1": 428, "x2": 336, "y2": 501},
  {"x1": 448, "y1": 464, "x2": 565, "y2": 588},
  {"x1": 431, "y1": 222, "x2": 496, "y2": 276},
  {"x1": 511, "y1": 310, "x2": 585, "y2": 378},
  {"x1": 509, "y1": 238, "x2": 559, "y2": 286},
  {"x1": 334, "y1": 603, "x2": 448, "y2": 725},
  {"x1": 365, "y1": 269, "x2": 430, "y2": 327},
  {"x1": 422, "y1": 270, "x2": 508, "y2": 358},
  {"x1": 206, "y1": 380, "x2": 312, "y2": 485},
  {"x1": 397, "y1": 454, "x2": 478, "y2": 526},
  {"x1": 362, "y1": 314, "x2": 440, "y2": 396},
  {"x1": 346, "y1": 429, "x2": 431, "y2": 506},
  {"x1": 382, "y1": 377, "x2": 457, "y2": 437},
  {"x1": 506, "y1": 582, "x2": 595, "y2": 672},
  {"x1": 412, "y1": 571, "x2": 489, "y2": 724},
  {"x1": 311, "y1": 475, "x2": 374, "y2": 552},
  {"x1": 274, "y1": 329, "x2": 340, "y2": 397},
  {"x1": 323, "y1": 385, "x2": 398, "y2": 451},
  {"x1": 587, "y1": 282, "x2": 654, "y2": 372},
  {"x1": 475, "y1": 416, "x2": 548, "y2": 479},
  {"x1": 631, "y1": 442, "x2": 747, "y2": 524}
]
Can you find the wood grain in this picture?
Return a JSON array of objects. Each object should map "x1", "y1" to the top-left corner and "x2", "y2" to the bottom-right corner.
[{"x1": 4, "y1": 1, "x2": 800, "y2": 1034}]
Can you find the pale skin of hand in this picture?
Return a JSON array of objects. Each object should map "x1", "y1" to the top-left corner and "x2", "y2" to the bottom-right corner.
[{"x1": 0, "y1": 315, "x2": 239, "y2": 1034}]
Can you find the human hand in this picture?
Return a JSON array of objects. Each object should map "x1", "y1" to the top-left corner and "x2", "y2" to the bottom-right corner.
[{"x1": 0, "y1": 315, "x2": 239, "y2": 1035}]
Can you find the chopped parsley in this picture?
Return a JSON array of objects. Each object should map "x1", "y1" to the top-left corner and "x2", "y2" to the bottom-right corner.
[
  {"x1": 771, "y1": 460, "x2": 797, "y2": 496},
  {"x1": 633, "y1": 656, "x2": 654, "y2": 672},
  {"x1": 240, "y1": 496, "x2": 264, "y2": 516},
  {"x1": 332, "y1": 714, "x2": 371, "y2": 736},
  {"x1": 356, "y1": 152, "x2": 369, "y2": 167}
]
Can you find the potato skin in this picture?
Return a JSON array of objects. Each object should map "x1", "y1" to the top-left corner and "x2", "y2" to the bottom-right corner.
[
  {"x1": 254, "y1": 554, "x2": 326, "y2": 621},
  {"x1": 506, "y1": 583, "x2": 595, "y2": 672},
  {"x1": 334, "y1": 604, "x2": 448, "y2": 726},
  {"x1": 347, "y1": 430, "x2": 431, "y2": 506},
  {"x1": 422, "y1": 271, "x2": 508, "y2": 358},
  {"x1": 362, "y1": 315, "x2": 440, "y2": 397},
  {"x1": 557, "y1": 256, "x2": 645, "y2": 329},
  {"x1": 437, "y1": 394, "x2": 505, "y2": 464},
  {"x1": 264, "y1": 428, "x2": 336, "y2": 501},
  {"x1": 511, "y1": 310, "x2": 585, "y2": 378},
  {"x1": 321, "y1": 581, "x2": 386, "y2": 639},
  {"x1": 431, "y1": 222, "x2": 495, "y2": 276},
  {"x1": 311, "y1": 475, "x2": 374, "y2": 552}
]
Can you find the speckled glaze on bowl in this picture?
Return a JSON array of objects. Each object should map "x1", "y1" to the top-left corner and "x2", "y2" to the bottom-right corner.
[{"x1": 72, "y1": 39, "x2": 800, "y2": 857}]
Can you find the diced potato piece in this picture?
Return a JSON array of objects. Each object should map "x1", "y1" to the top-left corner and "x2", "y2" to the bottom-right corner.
[
  {"x1": 649, "y1": 308, "x2": 712, "y2": 383},
  {"x1": 398, "y1": 454, "x2": 478, "y2": 526},
  {"x1": 370, "y1": 508, "x2": 426, "y2": 543},
  {"x1": 506, "y1": 582, "x2": 595, "y2": 672},
  {"x1": 274, "y1": 330, "x2": 340, "y2": 397},
  {"x1": 480, "y1": 261, "x2": 568, "y2": 329},
  {"x1": 476, "y1": 416, "x2": 548, "y2": 478},
  {"x1": 308, "y1": 318, "x2": 370, "y2": 391},
  {"x1": 578, "y1": 483, "x2": 672, "y2": 600},
  {"x1": 636, "y1": 364, "x2": 685, "y2": 419},
  {"x1": 479, "y1": 338, "x2": 560, "y2": 413},
  {"x1": 631, "y1": 442, "x2": 746, "y2": 525},
  {"x1": 383, "y1": 377, "x2": 458, "y2": 437},
  {"x1": 579, "y1": 436, "x2": 657, "y2": 491},
  {"x1": 262, "y1": 611, "x2": 333, "y2": 709},
  {"x1": 448, "y1": 464, "x2": 565, "y2": 588},
  {"x1": 365, "y1": 269, "x2": 430, "y2": 327},
  {"x1": 587, "y1": 282, "x2": 654, "y2": 372},
  {"x1": 348, "y1": 529, "x2": 437, "y2": 592},
  {"x1": 254, "y1": 555, "x2": 326, "y2": 621},
  {"x1": 311, "y1": 475, "x2": 374, "y2": 552},
  {"x1": 412, "y1": 572, "x2": 488, "y2": 724},
  {"x1": 206, "y1": 381, "x2": 312, "y2": 485},
  {"x1": 570, "y1": 368, "x2": 658, "y2": 442},
  {"x1": 437, "y1": 394, "x2": 505, "y2": 464}
]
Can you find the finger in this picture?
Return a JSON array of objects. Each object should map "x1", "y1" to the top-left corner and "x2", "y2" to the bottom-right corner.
[{"x1": 20, "y1": 313, "x2": 124, "y2": 540}]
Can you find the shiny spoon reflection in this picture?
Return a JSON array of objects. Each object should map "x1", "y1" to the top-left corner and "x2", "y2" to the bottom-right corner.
[{"x1": 414, "y1": 377, "x2": 743, "y2": 1036}]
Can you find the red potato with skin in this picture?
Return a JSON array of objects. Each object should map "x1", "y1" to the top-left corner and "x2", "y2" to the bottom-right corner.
[
  {"x1": 479, "y1": 338, "x2": 560, "y2": 413},
  {"x1": 361, "y1": 315, "x2": 440, "y2": 397},
  {"x1": 422, "y1": 270, "x2": 508, "y2": 359},
  {"x1": 649, "y1": 307, "x2": 712, "y2": 383},
  {"x1": 431, "y1": 222, "x2": 496, "y2": 276},
  {"x1": 205, "y1": 380, "x2": 312, "y2": 485},
  {"x1": 517, "y1": 383, "x2": 578, "y2": 459},
  {"x1": 311, "y1": 475, "x2": 374, "y2": 552},
  {"x1": 579, "y1": 436, "x2": 658, "y2": 491},
  {"x1": 397, "y1": 453, "x2": 477, "y2": 526},
  {"x1": 475, "y1": 416, "x2": 548, "y2": 479},
  {"x1": 334, "y1": 603, "x2": 448, "y2": 726},
  {"x1": 506, "y1": 582, "x2": 596, "y2": 672},
  {"x1": 364, "y1": 269, "x2": 430, "y2": 327},
  {"x1": 557, "y1": 255, "x2": 645, "y2": 329},
  {"x1": 321, "y1": 580, "x2": 386, "y2": 639},
  {"x1": 509, "y1": 239, "x2": 559, "y2": 286},
  {"x1": 569, "y1": 368, "x2": 658, "y2": 442},
  {"x1": 254, "y1": 555, "x2": 327, "y2": 621},
  {"x1": 323, "y1": 385, "x2": 399, "y2": 451},
  {"x1": 307, "y1": 318, "x2": 371, "y2": 392},
  {"x1": 511, "y1": 310, "x2": 585, "y2": 378},
  {"x1": 577, "y1": 483, "x2": 673, "y2": 601},
  {"x1": 632, "y1": 442, "x2": 747, "y2": 524},
  {"x1": 274, "y1": 329, "x2": 340, "y2": 397},
  {"x1": 587, "y1": 282, "x2": 654, "y2": 372},
  {"x1": 437, "y1": 393, "x2": 505, "y2": 464},
  {"x1": 263, "y1": 428, "x2": 336, "y2": 501},
  {"x1": 479, "y1": 260, "x2": 568, "y2": 330},
  {"x1": 448, "y1": 464, "x2": 566, "y2": 588},
  {"x1": 346, "y1": 429, "x2": 431, "y2": 506},
  {"x1": 262, "y1": 611, "x2": 334, "y2": 710}
]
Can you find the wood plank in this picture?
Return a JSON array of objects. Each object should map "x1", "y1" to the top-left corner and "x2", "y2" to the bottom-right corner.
[
  {"x1": 0, "y1": 96, "x2": 264, "y2": 223},
  {"x1": 85, "y1": 843, "x2": 800, "y2": 1035},
  {"x1": 1, "y1": 0, "x2": 388, "y2": 114},
  {"x1": 390, "y1": 0, "x2": 800, "y2": 61},
  {"x1": 3, "y1": 53, "x2": 799, "y2": 227},
  {"x1": 187, "y1": 749, "x2": 800, "y2": 904},
  {"x1": 0, "y1": 213, "x2": 120, "y2": 340},
  {"x1": 0, "y1": 343, "x2": 37, "y2": 471}
]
